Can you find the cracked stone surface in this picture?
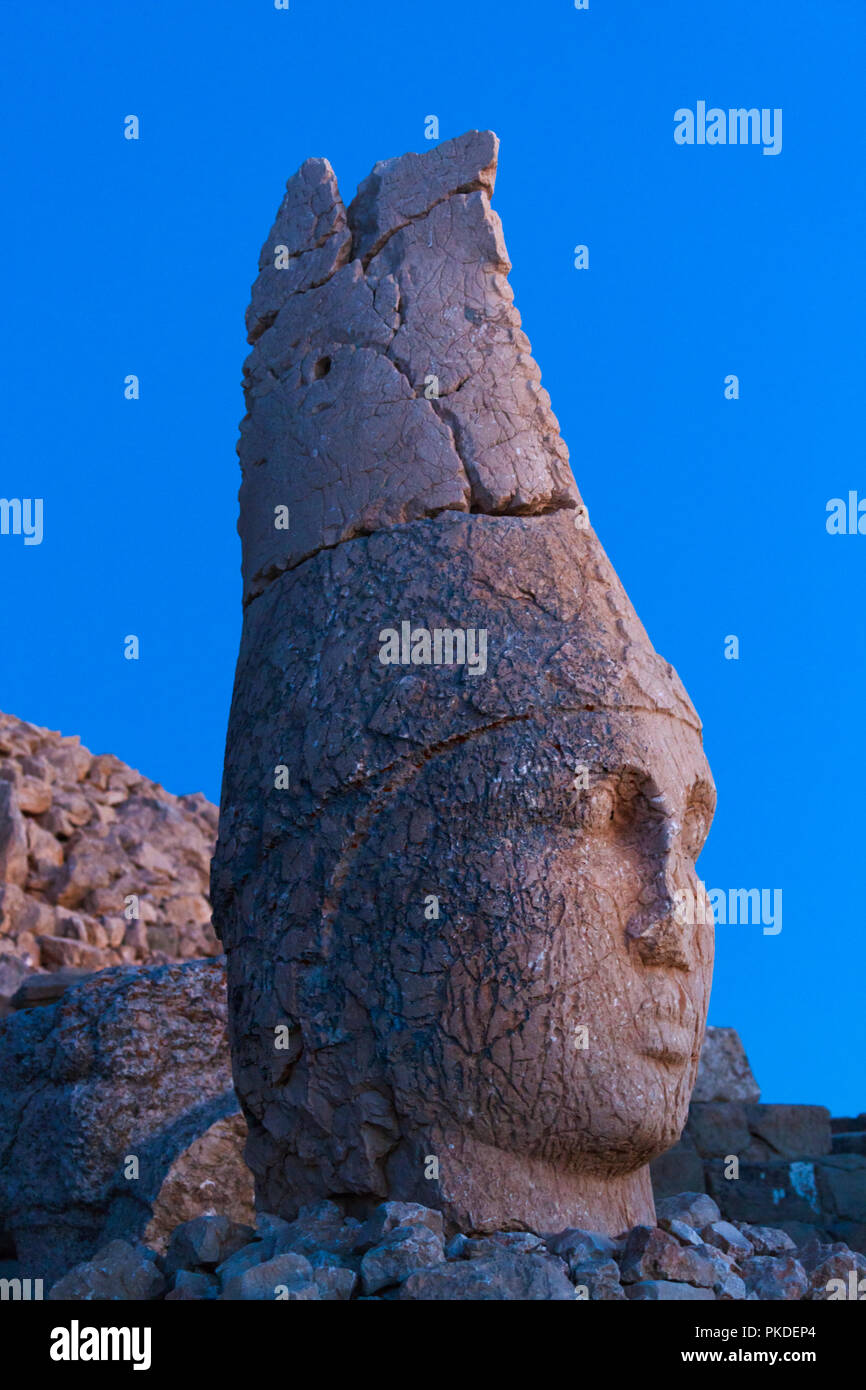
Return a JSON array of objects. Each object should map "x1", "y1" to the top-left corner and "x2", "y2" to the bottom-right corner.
[
  {"x1": 213, "y1": 131, "x2": 716, "y2": 1236},
  {"x1": 0, "y1": 957, "x2": 246, "y2": 1282},
  {"x1": 237, "y1": 129, "x2": 578, "y2": 603}
]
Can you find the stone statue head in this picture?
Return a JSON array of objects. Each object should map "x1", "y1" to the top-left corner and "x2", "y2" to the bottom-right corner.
[{"x1": 212, "y1": 130, "x2": 715, "y2": 1235}]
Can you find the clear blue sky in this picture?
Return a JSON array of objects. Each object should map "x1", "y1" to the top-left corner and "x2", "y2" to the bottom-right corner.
[{"x1": 1, "y1": 1, "x2": 863, "y2": 1114}]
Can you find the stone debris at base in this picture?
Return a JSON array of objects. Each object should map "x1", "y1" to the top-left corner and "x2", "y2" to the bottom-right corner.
[{"x1": 44, "y1": 1198, "x2": 866, "y2": 1301}]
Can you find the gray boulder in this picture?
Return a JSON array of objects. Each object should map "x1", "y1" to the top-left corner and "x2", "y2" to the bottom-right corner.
[
  {"x1": 398, "y1": 1252, "x2": 575, "y2": 1300},
  {"x1": 744, "y1": 1104, "x2": 831, "y2": 1160},
  {"x1": 693, "y1": 1027, "x2": 760, "y2": 1104},
  {"x1": 655, "y1": 1192, "x2": 721, "y2": 1230},
  {"x1": 165, "y1": 1269, "x2": 220, "y2": 1300},
  {"x1": 571, "y1": 1258, "x2": 627, "y2": 1300},
  {"x1": 619, "y1": 1226, "x2": 717, "y2": 1288},
  {"x1": 650, "y1": 1133, "x2": 706, "y2": 1198},
  {"x1": 361, "y1": 1223, "x2": 445, "y2": 1294},
  {"x1": 164, "y1": 1214, "x2": 254, "y2": 1274},
  {"x1": 743, "y1": 1255, "x2": 808, "y2": 1300},
  {"x1": 627, "y1": 1280, "x2": 715, "y2": 1301},
  {"x1": 0, "y1": 957, "x2": 250, "y2": 1281},
  {"x1": 47, "y1": 1240, "x2": 165, "y2": 1301},
  {"x1": 737, "y1": 1223, "x2": 796, "y2": 1256},
  {"x1": 221, "y1": 1251, "x2": 319, "y2": 1301},
  {"x1": 806, "y1": 1250, "x2": 866, "y2": 1300}
]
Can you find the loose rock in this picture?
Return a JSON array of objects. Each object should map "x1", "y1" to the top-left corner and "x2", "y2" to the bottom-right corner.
[
  {"x1": 743, "y1": 1255, "x2": 808, "y2": 1301},
  {"x1": 48, "y1": 1240, "x2": 165, "y2": 1301},
  {"x1": 361, "y1": 1223, "x2": 445, "y2": 1295},
  {"x1": 398, "y1": 1252, "x2": 575, "y2": 1301}
]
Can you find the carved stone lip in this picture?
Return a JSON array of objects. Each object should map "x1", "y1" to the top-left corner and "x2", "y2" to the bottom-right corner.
[
  {"x1": 635, "y1": 989, "x2": 696, "y2": 1063},
  {"x1": 637, "y1": 1025, "x2": 693, "y2": 1065}
]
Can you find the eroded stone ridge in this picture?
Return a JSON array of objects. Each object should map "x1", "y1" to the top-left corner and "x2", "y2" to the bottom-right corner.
[{"x1": 238, "y1": 130, "x2": 580, "y2": 602}]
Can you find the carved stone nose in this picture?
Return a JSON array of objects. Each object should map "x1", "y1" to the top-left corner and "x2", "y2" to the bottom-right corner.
[
  {"x1": 628, "y1": 911, "x2": 693, "y2": 970},
  {"x1": 626, "y1": 870, "x2": 692, "y2": 971}
]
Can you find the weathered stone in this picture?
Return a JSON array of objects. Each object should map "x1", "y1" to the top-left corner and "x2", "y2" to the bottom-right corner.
[
  {"x1": 312, "y1": 1261, "x2": 358, "y2": 1301},
  {"x1": 693, "y1": 1027, "x2": 760, "y2": 1104},
  {"x1": 0, "y1": 952, "x2": 35, "y2": 1014},
  {"x1": 397, "y1": 1252, "x2": 575, "y2": 1301},
  {"x1": 18, "y1": 777, "x2": 52, "y2": 815},
  {"x1": 737, "y1": 1223, "x2": 796, "y2": 1256},
  {"x1": 237, "y1": 132, "x2": 579, "y2": 604},
  {"x1": 705, "y1": 1159, "x2": 822, "y2": 1227},
  {"x1": 245, "y1": 157, "x2": 352, "y2": 344},
  {"x1": 658, "y1": 1217, "x2": 703, "y2": 1246},
  {"x1": 831, "y1": 1114, "x2": 866, "y2": 1134},
  {"x1": 701, "y1": 1220, "x2": 753, "y2": 1259},
  {"x1": 815, "y1": 1155, "x2": 866, "y2": 1222},
  {"x1": 262, "y1": 1201, "x2": 364, "y2": 1259},
  {"x1": 715, "y1": 1271, "x2": 747, "y2": 1300},
  {"x1": 0, "y1": 782, "x2": 27, "y2": 887},
  {"x1": 0, "y1": 884, "x2": 27, "y2": 936},
  {"x1": 546, "y1": 1227, "x2": 617, "y2": 1260},
  {"x1": 828, "y1": 1220, "x2": 866, "y2": 1255},
  {"x1": 797, "y1": 1236, "x2": 851, "y2": 1272},
  {"x1": 782, "y1": 1221, "x2": 833, "y2": 1248},
  {"x1": 254, "y1": 1211, "x2": 295, "y2": 1246},
  {"x1": 619, "y1": 1226, "x2": 717, "y2": 1287},
  {"x1": 697, "y1": 1242, "x2": 747, "y2": 1299},
  {"x1": 215, "y1": 1240, "x2": 270, "y2": 1286},
  {"x1": 571, "y1": 1257, "x2": 627, "y2": 1300},
  {"x1": 25, "y1": 818, "x2": 63, "y2": 886},
  {"x1": 359, "y1": 1201, "x2": 444, "y2": 1248},
  {"x1": 165, "y1": 1269, "x2": 220, "y2": 1301},
  {"x1": 655, "y1": 1192, "x2": 721, "y2": 1230},
  {"x1": 360, "y1": 1223, "x2": 445, "y2": 1294},
  {"x1": 143, "y1": 1111, "x2": 254, "y2": 1254},
  {"x1": 347, "y1": 129, "x2": 499, "y2": 264},
  {"x1": 650, "y1": 1134, "x2": 706, "y2": 1198},
  {"x1": 626, "y1": 1280, "x2": 715, "y2": 1301},
  {"x1": 37, "y1": 935, "x2": 112, "y2": 972},
  {"x1": 806, "y1": 1250, "x2": 866, "y2": 1300},
  {"x1": 47, "y1": 1240, "x2": 165, "y2": 1301},
  {"x1": 459, "y1": 1231, "x2": 546, "y2": 1259},
  {"x1": 745, "y1": 1104, "x2": 832, "y2": 1160},
  {"x1": 0, "y1": 889, "x2": 57, "y2": 954},
  {"x1": 213, "y1": 133, "x2": 716, "y2": 1241},
  {"x1": 832, "y1": 1132, "x2": 866, "y2": 1156},
  {"x1": 163, "y1": 1214, "x2": 255, "y2": 1274},
  {"x1": 686, "y1": 1101, "x2": 751, "y2": 1158},
  {"x1": 743, "y1": 1255, "x2": 808, "y2": 1301},
  {"x1": 0, "y1": 957, "x2": 238, "y2": 1281},
  {"x1": 221, "y1": 1251, "x2": 319, "y2": 1301},
  {"x1": 545, "y1": 1229, "x2": 620, "y2": 1287},
  {"x1": 0, "y1": 709, "x2": 221, "y2": 984}
]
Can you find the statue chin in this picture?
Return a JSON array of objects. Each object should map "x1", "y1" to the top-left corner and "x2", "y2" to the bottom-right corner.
[
  {"x1": 372, "y1": 1017, "x2": 704, "y2": 1235},
  {"x1": 384, "y1": 1132, "x2": 660, "y2": 1237}
]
